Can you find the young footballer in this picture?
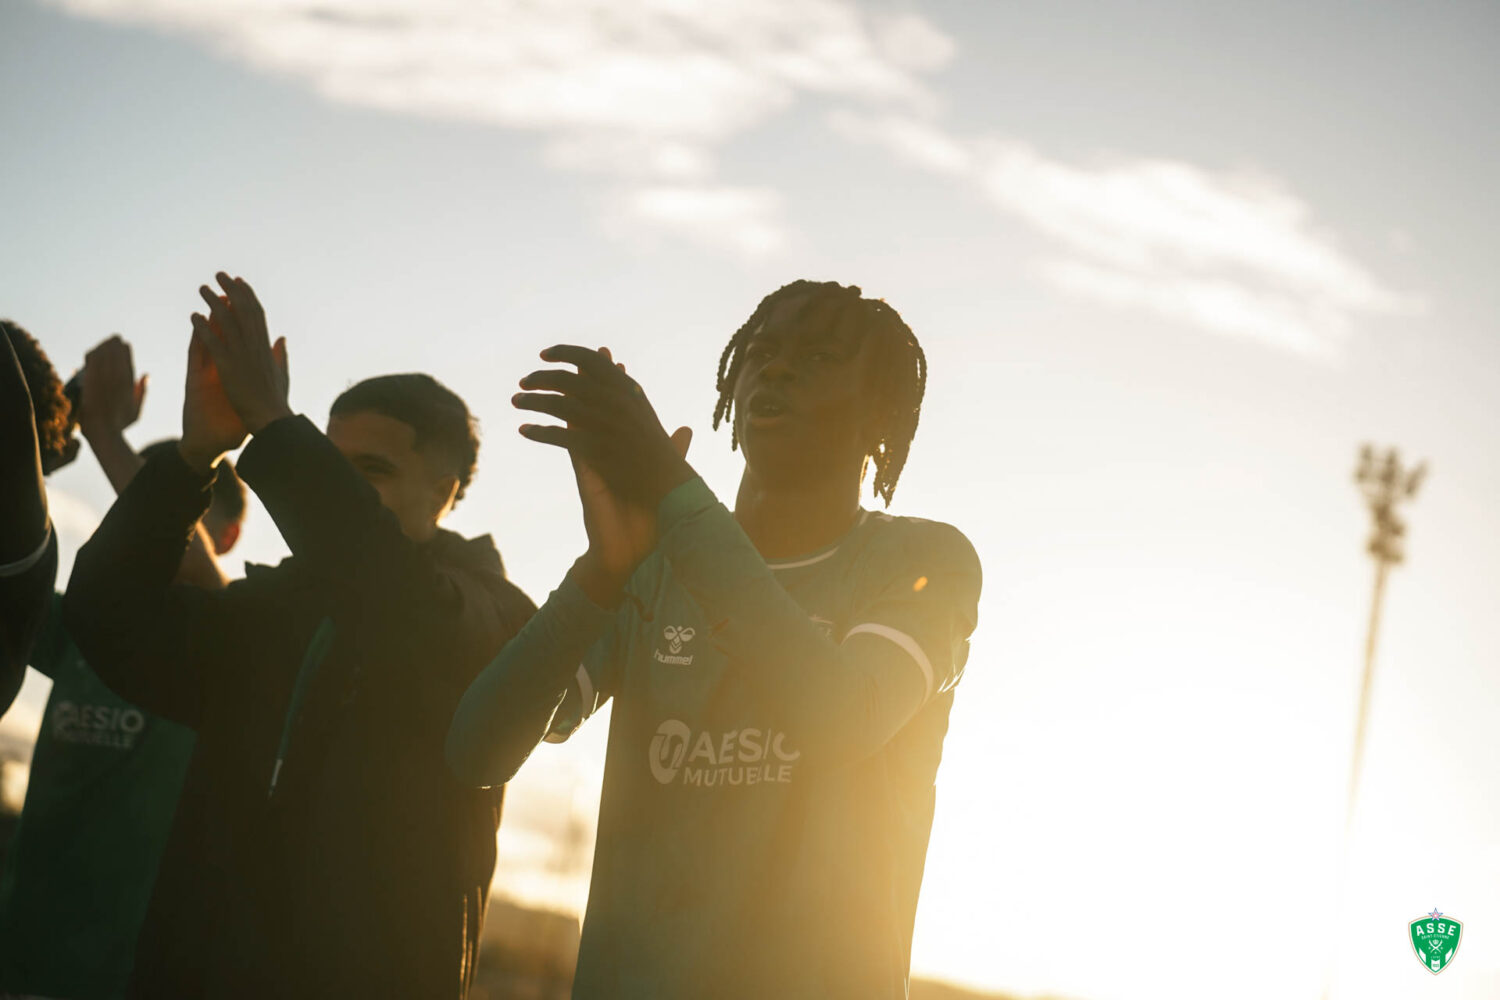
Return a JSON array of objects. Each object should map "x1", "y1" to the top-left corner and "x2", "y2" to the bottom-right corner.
[
  {"x1": 64, "y1": 274, "x2": 537, "y2": 997},
  {"x1": 448, "y1": 280, "x2": 982, "y2": 999}
]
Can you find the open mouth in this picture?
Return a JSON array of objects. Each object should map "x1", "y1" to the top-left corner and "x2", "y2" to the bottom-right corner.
[
  {"x1": 746, "y1": 390, "x2": 791, "y2": 423},
  {"x1": 747, "y1": 389, "x2": 792, "y2": 419}
]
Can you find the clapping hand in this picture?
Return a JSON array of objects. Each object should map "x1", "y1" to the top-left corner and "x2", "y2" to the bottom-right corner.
[
  {"x1": 513, "y1": 346, "x2": 693, "y2": 605},
  {"x1": 179, "y1": 273, "x2": 290, "y2": 475},
  {"x1": 77, "y1": 335, "x2": 147, "y2": 443}
]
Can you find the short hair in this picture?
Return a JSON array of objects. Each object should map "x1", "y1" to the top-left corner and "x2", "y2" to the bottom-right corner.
[
  {"x1": 3, "y1": 319, "x2": 79, "y2": 475},
  {"x1": 141, "y1": 439, "x2": 247, "y2": 525},
  {"x1": 329, "y1": 374, "x2": 479, "y2": 504},
  {"x1": 711, "y1": 280, "x2": 927, "y2": 507}
]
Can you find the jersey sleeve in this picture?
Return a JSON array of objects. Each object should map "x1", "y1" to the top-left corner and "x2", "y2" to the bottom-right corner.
[
  {"x1": 843, "y1": 520, "x2": 982, "y2": 705},
  {"x1": 544, "y1": 605, "x2": 628, "y2": 743}
]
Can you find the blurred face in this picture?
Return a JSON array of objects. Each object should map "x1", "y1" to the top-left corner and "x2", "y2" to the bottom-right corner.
[
  {"x1": 326, "y1": 411, "x2": 458, "y2": 542},
  {"x1": 732, "y1": 293, "x2": 883, "y2": 489}
]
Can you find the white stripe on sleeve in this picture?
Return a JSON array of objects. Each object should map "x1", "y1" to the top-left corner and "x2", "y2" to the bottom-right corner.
[
  {"x1": 543, "y1": 664, "x2": 597, "y2": 744},
  {"x1": 842, "y1": 622, "x2": 934, "y2": 703},
  {"x1": 0, "y1": 520, "x2": 51, "y2": 578}
]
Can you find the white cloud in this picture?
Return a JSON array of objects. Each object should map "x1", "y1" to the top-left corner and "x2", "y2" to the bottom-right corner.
[
  {"x1": 837, "y1": 114, "x2": 1420, "y2": 357},
  {"x1": 616, "y1": 183, "x2": 784, "y2": 257},
  {"x1": 46, "y1": 0, "x2": 952, "y2": 250},
  {"x1": 49, "y1": 0, "x2": 1420, "y2": 352}
]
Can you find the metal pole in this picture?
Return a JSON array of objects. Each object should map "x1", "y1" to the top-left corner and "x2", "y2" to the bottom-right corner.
[
  {"x1": 1345, "y1": 558, "x2": 1388, "y2": 837},
  {"x1": 1322, "y1": 446, "x2": 1425, "y2": 1000}
]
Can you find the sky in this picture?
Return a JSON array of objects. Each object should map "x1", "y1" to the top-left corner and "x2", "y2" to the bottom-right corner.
[{"x1": 3, "y1": 1, "x2": 1498, "y2": 998}]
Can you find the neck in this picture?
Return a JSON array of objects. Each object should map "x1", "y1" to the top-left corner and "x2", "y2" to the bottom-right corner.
[{"x1": 734, "y1": 466, "x2": 863, "y2": 561}]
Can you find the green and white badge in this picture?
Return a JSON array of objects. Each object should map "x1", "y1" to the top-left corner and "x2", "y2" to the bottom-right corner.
[{"x1": 1409, "y1": 909, "x2": 1462, "y2": 975}]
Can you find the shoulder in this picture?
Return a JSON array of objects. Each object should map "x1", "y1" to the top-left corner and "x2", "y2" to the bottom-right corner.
[{"x1": 856, "y1": 511, "x2": 981, "y2": 582}]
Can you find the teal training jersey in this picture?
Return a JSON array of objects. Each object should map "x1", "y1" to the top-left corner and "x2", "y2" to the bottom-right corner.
[
  {"x1": 547, "y1": 479, "x2": 982, "y2": 1000},
  {"x1": 0, "y1": 595, "x2": 196, "y2": 999}
]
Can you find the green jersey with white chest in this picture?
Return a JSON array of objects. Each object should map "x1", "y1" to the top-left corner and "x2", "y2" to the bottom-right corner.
[{"x1": 547, "y1": 477, "x2": 982, "y2": 1000}]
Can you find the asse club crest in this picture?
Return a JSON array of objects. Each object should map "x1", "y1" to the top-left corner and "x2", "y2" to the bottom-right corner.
[{"x1": 1409, "y1": 909, "x2": 1462, "y2": 975}]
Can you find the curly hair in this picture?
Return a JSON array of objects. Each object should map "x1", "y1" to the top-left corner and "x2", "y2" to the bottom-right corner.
[
  {"x1": 330, "y1": 373, "x2": 480, "y2": 504},
  {"x1": 711, "y1": 280, "x2": 927, "y2": 506},
  {"x1": 2, "y1": 319, "x2": 79, "y2": 474}
]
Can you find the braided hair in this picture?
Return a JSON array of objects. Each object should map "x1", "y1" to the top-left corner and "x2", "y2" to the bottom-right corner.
[
  {"x1": 2, "y1": 319, "x2": 79, "y2": 474},
  {"x1": 711, "y1": 280, "x2": 927, "y2": 506}
]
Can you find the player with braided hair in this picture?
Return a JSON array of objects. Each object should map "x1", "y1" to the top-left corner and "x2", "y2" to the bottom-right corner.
[
  {"x1": 449, "y1": 279, "x2": 981, "y2": 999},
  {"x1": 711, "y1": 279, "x2": 927, "y2": 506}
]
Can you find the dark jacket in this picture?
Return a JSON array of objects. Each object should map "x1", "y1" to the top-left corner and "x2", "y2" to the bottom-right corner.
[{"x1": 64, "y1": 415, "x2": 536, "y2": 998}]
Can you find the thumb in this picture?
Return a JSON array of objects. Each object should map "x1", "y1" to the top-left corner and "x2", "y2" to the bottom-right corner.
[
  {"x1": 670, "y1": 425, "x2": 692, "y2": 459},
  {"x1": 135, "y1": 373, "x2": 149, "y2": 409},
  {"x1": 273, "y1": 336, "x2": 289, "y2": 381}
]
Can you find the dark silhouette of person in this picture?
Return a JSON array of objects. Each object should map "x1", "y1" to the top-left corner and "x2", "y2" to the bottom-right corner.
[
  {"x1": 64, "y1": 274, "x2": 536, "y2": 998},
  {"x1": 448, "y1": 280, "x2": 982, "y2": 999},
  {"x1": 1, "y1": 319, "x2": 79, "y2": 716},
  {"x1": 0, "y1": 332, "x2": 248, "y2": 998}
]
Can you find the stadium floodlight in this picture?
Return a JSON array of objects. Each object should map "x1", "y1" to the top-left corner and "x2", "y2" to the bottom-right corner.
[{"x1": 1324, "y1": 444, "x2": 1427, "y2": 1000}]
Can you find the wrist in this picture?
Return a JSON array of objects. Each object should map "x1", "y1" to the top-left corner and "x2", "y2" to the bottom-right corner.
[
  {"x1": 649, "y1": 455, "x2": 696, "y2": 508},
  {"x1": 243, "y1": 403, "x2": 294, "y2": 435},
  {"x1": 176, "y1": 439, "x2": 223, "y2": 478},
  {"x1": 572, "y1": 551, "x2": 628, "y2": 609},
  {"x1": 79, "y1": 421, "x2": 128, "y2": 450}
]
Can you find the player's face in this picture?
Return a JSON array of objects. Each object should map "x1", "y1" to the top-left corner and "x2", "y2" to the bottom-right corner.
[
  {"x1": 326, "y1": 411, "x2": 457, "y2": 542},
  {"x1": 732, "y1": 293, "x2": 881, "y2": 488}
]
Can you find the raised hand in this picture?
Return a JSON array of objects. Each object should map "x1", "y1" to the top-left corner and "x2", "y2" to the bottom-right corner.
[
  {"x1": 191, "y1": 272, "x2": 291, "y2": 434},
  {"x1": 515, "y1": 346, "x2": 693, "y2": 604},
  {"x1": 77, "y1": 335, "x2": 147, "y2": 443},
  {"x1": 179, "y1": 308, "x2": 249, "y2": 476}
]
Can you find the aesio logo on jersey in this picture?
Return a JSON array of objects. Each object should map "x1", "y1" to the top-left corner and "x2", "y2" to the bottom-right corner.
[
  {"x1": 649, "y1": 718, "x2": 801, "y2": 787},
  {"x1": 51, "y1": 700, "x2": 145, "y2": 749}
]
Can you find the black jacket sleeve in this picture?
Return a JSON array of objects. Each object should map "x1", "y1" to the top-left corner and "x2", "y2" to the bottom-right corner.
[
  {"x1": 62, "y1": 446, "x2": 226, "y2": 728},
  {"x1": 233, "y1": 415, "x2": 529, "y2": 713},
  {"x1": 1, "y1": 329, "x2": 54, "y2": 710}
]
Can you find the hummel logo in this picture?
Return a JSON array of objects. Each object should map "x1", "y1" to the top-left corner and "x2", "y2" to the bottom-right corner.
[
  {"x1": 655, "y1": 625, "x2": 697, "y2": 666},
  {"x1": 663, "y1": 625, "x2": 696, "y2": 654}
]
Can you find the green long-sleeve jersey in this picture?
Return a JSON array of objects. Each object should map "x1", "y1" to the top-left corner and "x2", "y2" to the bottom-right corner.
[{"x1": 451, "y1": 477, "x2": 981, "y2": 999}]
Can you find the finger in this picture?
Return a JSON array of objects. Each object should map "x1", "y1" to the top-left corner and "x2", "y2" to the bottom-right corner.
[
  {"x1": 517, "y1": 369, "x2": 603, "y2": 399},
  {"x1": 273, "y1": 336, "x2": 289, "y2": 384},
  {"x1": 214, "y1": 274, "x2": 255, "y2": 346},
  {"x1": 512, "y1": 391, "x2": 603, "y2": 426},
  {"x1": 670, "y1": 425, "x2": 693, "y2": 459},
  {"x1": 198, "y1": 287, "x2": 235, "y2": 340},
  {"x1": 539, "y1": 344, "x2": 618, "y2": 382},
  {"x1": 119, "y1": 338, "x2": 136, "y2": 379},
  {"x1": 229, "y1": 274, "x2": 266, "y2": 324},
  {"x1": 518, "y1": 423, "x2": 579, "y2": 450},
  {"x1": 191, "y1": 314, "x2": 229, "y2": 367}
]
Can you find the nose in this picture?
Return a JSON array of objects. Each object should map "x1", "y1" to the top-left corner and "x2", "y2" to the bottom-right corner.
[{"x1": 757, "y1": 349, "x2": 795, "y2": 385}]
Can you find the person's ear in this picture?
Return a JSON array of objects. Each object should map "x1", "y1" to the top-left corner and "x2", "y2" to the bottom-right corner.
[
  {"x1": 429, "y1": 474, "x2": 460, "y2": 521},
  {"x1": 213, "y1": 520, "x2": 241, "y2": 555}
]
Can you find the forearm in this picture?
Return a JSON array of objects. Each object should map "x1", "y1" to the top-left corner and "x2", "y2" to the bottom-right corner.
[
  {"x1": 446, "y1": 566, "x2": 614, "y2": 787},
  {"x1": 63, "y1": 448, "x2": 214, "y2": 721},
  {"x1": 83, "y1": 427, "x2": 145, "y2": 496},
  {"x1": 656, "y1": 479, "x2": 923, "y2": 764},
  {"x1": 238, "y1": 415, "x2": 438, "y2": 604}
]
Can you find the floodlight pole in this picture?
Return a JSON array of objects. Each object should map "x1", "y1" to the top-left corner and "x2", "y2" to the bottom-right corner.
[{"x1": 1323, "y1": 444, "x2": 1426, "y2": 1000}]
